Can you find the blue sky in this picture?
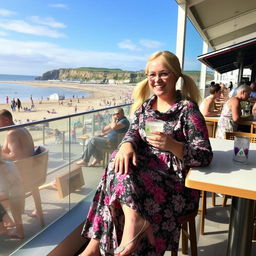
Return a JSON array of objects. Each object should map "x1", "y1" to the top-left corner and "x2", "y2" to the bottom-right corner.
[{"x1": 0, "y1": 0, "x2": 203, "y2": 76}]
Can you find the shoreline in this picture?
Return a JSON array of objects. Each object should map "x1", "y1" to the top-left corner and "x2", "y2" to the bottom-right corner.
[{"x1": 0, "y1": 80, "x2": 134, "y2": 123}]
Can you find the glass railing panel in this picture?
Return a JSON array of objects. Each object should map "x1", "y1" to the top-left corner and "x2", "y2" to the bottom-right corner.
[
  {"x1": 68, "y1": 106, "x2": 132, "y2": 208},
  {"x1": 0, "y1": 103, "x2": 131, "y2": 255}
]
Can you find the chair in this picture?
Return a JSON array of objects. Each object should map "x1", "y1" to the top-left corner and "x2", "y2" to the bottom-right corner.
[
  {"x1": 171, "y1": 210, "x2": 198, "y2": 256},
  {"x1": 102, "y1": 133, "x2": 126, "y2": 167},
  {"x1": 225, "y1": 131, "x2": 256, "y2": 143},
  {"x1": 1, "y1": 146, "x2": 49, "y2": 237},
  {"x1": 206, "y1": 121, "x2": 216, "y2": 138},
  {"x1": 250, "y1": 123, "x2": 256, "y2": 133}
]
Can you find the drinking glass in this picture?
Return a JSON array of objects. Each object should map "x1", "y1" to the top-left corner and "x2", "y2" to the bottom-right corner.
[
  {"x1": 233, "y1": 136, "x2": 250, "y2": 163},
  {"x1": 145, "y1": 120, "x2": 164, "y2": 136}
]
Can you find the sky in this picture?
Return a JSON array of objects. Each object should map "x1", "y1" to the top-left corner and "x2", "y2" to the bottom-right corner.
[{"x1": 0, "y1": 0, "x2": 203, "y2": 76}]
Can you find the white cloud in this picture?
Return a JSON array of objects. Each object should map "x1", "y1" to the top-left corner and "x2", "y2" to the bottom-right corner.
[
  {"x1": 30, "y1": 16, "x2": 66, "y2": 29},
  {"x1": 118, "y1": 39, "x2": 164, "y2": 51},
  {"x1": 48, "y1": 4, "x2": 68, "y2": 9},
  {"x1": 0, "y1": 30, "x2": 8, "y2": 36},
  {"x1": 0, "y1": 38, "x2": 146, "y2": 75},
  {"x1": 117, "y1": 39, "x2": 141, "y2": 51},
  {"x1": 0, "y1": 19, "x2": 66, "y2": 38},
  {"x1": 139, "y1": 39, "x2": 164, "y2": 49},
  {"x1": 0, "y1": 8, "x2": 16, "y2": 17}
]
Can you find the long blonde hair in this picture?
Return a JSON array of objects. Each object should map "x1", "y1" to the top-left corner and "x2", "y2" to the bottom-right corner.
[{"x1": 131, "y1": 51, "x2": 201, "y2": 113}]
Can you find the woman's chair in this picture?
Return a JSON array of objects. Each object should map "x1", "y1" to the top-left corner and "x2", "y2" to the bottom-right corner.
[
  {"x1": 171, "y1": 210, "x2": 198, "y2": 256},
  {"x1": 1, "y1": 146, "x2": 49, "y2": 237}
]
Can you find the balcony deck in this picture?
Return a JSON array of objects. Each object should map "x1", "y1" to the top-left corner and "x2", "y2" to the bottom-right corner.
[{"x1": 1, "y1": 162, "x2": 256, "y2": 256}]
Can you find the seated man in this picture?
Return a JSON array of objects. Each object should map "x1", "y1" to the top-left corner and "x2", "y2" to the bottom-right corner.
[
  {"x1": 0, "y1": 109, "x2": 35, "y2": 161},
  {"x1": 0, "y1": 109, "x2": 35, "y2": 238},
  {"x1": 200, "y1": 83, "x2": 222, "y2": 116},
  {"x1": 76, "y1": 108, "x2": 130, "y2": 167}
]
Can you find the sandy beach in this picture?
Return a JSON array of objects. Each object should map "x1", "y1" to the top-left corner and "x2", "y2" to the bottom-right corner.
[{"x1": 0, "y1": 80, "x2": 134, "y2": 123}]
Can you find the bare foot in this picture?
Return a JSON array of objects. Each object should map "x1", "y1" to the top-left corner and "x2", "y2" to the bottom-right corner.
[
  {"x1": 3, "y1": 213, "x2": 15, "y2": 228},
  {"x1": 80, "y1": 238, "x2": 101, "y2": 256},
  {"x1": 76, "y1": 159, "x2": 88, "y2": 166},
  {"x1": 88, "y1": 158, "x2": 101, "y2": 167},
  {"x1": 27, "y1": 209, "x2": 37, "y2": 217}
]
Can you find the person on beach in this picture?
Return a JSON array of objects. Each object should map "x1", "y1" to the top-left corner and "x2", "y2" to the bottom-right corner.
[
  {"x1": 0, "y1": 109, "x2": 35, "y2": 238},
  {"x1": 16, "y1": 98, "x2": 22, "y2": 112},
  {"x1": 76, "y1": 108, "x2": 130, "y2": 167},
  {"x1": 79, "y1": 51, "x2": 213, "y2": 256}
]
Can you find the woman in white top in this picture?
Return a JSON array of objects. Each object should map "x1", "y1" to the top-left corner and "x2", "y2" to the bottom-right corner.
[{"x1": 216, "y1": 84, "x2": 253, "y2": 139}]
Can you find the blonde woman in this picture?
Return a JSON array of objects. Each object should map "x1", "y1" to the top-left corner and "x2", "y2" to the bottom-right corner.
[
  {"x1": 216, "y1": 84, "x2": 252, "y2": 139},
  {"x1": 80, "y1": 51, "x2": 212, "y2": 256}
]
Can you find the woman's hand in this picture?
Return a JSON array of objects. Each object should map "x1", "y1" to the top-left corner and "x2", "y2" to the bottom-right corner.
[
  {"x1": 114, "y1": 142, "x2": 137, "y2": 174},
  {"x1": 146, "y1": 131, "x2": 171, "y2": 151},
  {"x1": 146, "y1": 132, "x2": 184, "y2": 159}
]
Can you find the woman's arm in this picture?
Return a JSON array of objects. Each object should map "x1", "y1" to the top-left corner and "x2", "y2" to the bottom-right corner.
[
  {"x1": 147, "y1": 102, "x2": 213, "y2": 166},
  {"x1": 182, "y1": 103, "x2": 213, "y2": 167},
  {"x1": 231, "y1": 97, "x2": 253, "y2": 122}
]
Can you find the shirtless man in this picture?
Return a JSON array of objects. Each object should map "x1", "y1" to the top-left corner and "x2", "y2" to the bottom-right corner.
[
  {"x1": 0, "y1": 109, "x2": 35, "y2": 238},
  {"x1": 0, "y1": 109, "x2": 34, "y2": 161}
]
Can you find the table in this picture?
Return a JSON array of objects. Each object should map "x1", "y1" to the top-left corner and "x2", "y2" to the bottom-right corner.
[
  {"x1": 186, "y1": 138, "x2": 256, "y2": 256},
  {"x1": 77, "y1": 134, "x2": 89, "y2": 150}
]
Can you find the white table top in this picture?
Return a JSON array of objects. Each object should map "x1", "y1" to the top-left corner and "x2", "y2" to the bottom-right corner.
[{"x1": 185, "y1": 138, "x2": 256, "y2": 200}]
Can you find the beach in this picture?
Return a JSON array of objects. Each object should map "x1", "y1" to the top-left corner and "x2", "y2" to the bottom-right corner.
[{"x1": 0, "y1": 80, "x2": 134, "y2": 123}]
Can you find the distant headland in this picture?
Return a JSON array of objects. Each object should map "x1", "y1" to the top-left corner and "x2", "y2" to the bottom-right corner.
[{"x1": 35, "y1": 67, "x2": 214, "y2": 84}]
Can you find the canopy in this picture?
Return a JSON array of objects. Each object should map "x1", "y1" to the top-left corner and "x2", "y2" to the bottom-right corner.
[{"x1": 197, "y1": 38, "x2": 256, "y2": 74}]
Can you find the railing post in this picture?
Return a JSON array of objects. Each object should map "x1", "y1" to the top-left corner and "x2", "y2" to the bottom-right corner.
[
  {"x1": 62, "y1": 131, "x2": 65, "y2": 159},
  {"x1": 42, "y1": 125, "x2": 45, "y2": 145},
  {"x1": 92, "y1": 114, "x2": 95, "y2": 135}
]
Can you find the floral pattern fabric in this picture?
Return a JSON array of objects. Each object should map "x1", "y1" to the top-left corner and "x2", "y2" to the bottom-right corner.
[
  {"x1": 215, "y1": 100, "x2": 237, "y2": 139},
  {"x1": 81, "y1": 94, "x2": 213, "y2": 255}
]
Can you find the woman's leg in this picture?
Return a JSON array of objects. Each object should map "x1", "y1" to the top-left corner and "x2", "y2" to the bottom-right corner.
[
  {"x1": 80, "y1": 238, "x2": 101, "y2": 256},
  {"x1": 115, "y1": 204, "x2": 155, "y2": 255}
]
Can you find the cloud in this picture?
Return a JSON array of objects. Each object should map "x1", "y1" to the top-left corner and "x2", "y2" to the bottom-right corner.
[
  {"x1": 0, "y1": 38, "x2": 146, "y2": 75},
  {"x1": 139, "y1": 39, "x2": 164, "y2": 49},
  {"x1": 0, "y1": 8, "x2": 16, "y2": 17},
  {"x1": 0, "y1": 19, "x2": 66, "y2": 38},
  {"x1": 30, "y1": 16, "x2": 66, "y2": 28},
  {"x1": 117, "y1": 39, "x2": 141, "y2": 51},
  {"x1": 48, "y1": 4, "x2": 68, "y2": 9},
  {"x1": 0, "y1": 30, "x2": 8, "y2": 36},
  {"x1": 118, "y1": 39, "x2": 164, "y2": 51}
]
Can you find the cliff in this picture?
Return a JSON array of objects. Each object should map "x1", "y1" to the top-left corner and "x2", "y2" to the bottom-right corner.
[
  {"x1": 35, "y1": 67, "x2": 145, "y2": 83},
  {"x1": 35, "y1": 67, "x2": 214, "y2": 84}
]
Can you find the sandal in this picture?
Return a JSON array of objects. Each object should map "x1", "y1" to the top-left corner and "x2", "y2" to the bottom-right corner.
[{"x1": 114, "y1": 219, "x2": 150, "y2": 255}]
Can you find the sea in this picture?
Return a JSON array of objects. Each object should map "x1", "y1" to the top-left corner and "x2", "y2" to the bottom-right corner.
[{"x1": 0, "y1": 74, "x2": 90, "y2": 103}]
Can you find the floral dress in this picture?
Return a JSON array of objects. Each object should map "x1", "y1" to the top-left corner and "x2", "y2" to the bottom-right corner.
[
  {"x1": 215, "y1": 100, "x2": 237, "y2": 139},
  {"x1": 81, "y1": 94, "x2": 213, "y2": 255}
]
